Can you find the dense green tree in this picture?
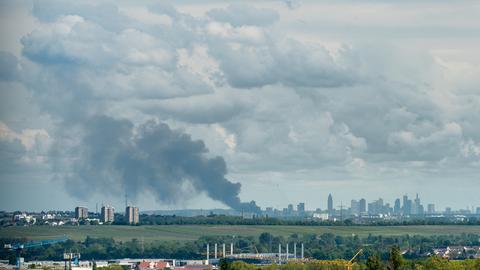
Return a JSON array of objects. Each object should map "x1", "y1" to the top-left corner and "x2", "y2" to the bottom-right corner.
[
  {"x1": 388, "y1": 247, "x2": 404, "y2": 270},
  {"x1": 219, "y1": 259, "x2": 231, "y2": 270},
  {"x1": 366, "y1": 254, "x2": 384, "y2": 270}
]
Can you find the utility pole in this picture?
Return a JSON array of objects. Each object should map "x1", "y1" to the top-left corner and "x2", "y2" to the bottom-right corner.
[
  {"x1": 294, "y1": 243, "x2": 297, "y2": 260},
  {"x1": 206, "y1": 244, "x2": 210, "y2": 264},
  {"x1": 278, "y1": 244, "x2": 281, "y2": 265},
  {"x1": 286, "y1": 243, "x2": 289, "y2": 261},
  {"x1": 301, "y1": 243, "x2": 304, "y2": 260}
]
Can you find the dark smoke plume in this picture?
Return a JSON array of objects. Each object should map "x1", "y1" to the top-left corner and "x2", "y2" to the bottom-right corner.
[{"x1": 64, "y1": 115, "x2": 260, "y2": 213}]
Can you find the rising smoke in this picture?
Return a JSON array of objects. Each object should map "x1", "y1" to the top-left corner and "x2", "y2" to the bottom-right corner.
[{"x1": 62, "y1": 115, "x2": 260, "y2": 213}]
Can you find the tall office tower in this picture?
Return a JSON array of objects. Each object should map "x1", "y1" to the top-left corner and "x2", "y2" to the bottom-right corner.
[
  {"x1": 101, "y1": 206, "x2": 115, "y2": 223},
  {"x1": 368, "y1": 199, "x2": 384, "y2": 215},
  {"x1": 367, "y1": 201, "x2": 376, "y2": 215},
  {"x1": 350, "y1": 200, "x2": 359, "y2": 215},
  {"x1": 402, "y1": 195, "x2": 408, "y2": 215},
  {"x1": 427, "y1": 204, "x2": 435, "y2": 214},
  {"x1": 412, "y1": 194, "x2": 421, "y2": 215},
  {"x1": 406, "y1": 200, "x2": 412, "y2": 215},
  {"x1": 359, "y1": 198, "x2": 366, "y2": 214},
  {"x1": 287, "y1": 204, "x2": 294, "y2": 215},
  {"x1": 445, "y1": 207, "x2": 452, "y2": 215},
  {"x1": 297, "y1": 203, "x2": 305, "y2": 215},
  {"x1": 327, "y1": 194, "x2": 333, "y2": 217},
  {"x1": 377, "y1": 198, "x2": 384, "y2": 209},
  {"x1": 75, "y1": 207, "x2": 88, "y2": 219},
  {"x1": 418, "y1": 204, "x2": 425, "y2": 215},
  {"x1": 394, "y1": 199, "x2": 401, "y2": 215},
  {"x1": 476, "y1": 207, "x2": 480, "y2": 215},
  {"x1": 126, "y1": 206, "x2": 139, "y2": 224}
]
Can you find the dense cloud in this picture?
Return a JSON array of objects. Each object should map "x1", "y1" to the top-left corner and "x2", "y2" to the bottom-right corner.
[{"x1": 205, "y1": 27, "x2": 357, "y2": 89}]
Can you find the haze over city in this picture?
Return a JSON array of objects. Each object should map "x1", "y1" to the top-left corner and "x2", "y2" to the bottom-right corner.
[{"x1": 1, "y1": 0, "x2": 480, "y2": 212}]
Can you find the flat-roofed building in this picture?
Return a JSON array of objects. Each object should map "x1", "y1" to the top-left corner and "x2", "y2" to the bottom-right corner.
[
  {"x1": 75, "y1": 207, "x2": 88, "y2": 219},
  {"x1": 101, "y1": 206, "x2": 115, "y2": 223},
  {"x1": 126, "y1": 206, "x2": 139, "y2": 224}
]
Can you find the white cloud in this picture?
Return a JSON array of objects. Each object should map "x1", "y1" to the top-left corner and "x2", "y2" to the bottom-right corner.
[{"x1": 0, "y1": 122, "x2": 50, "y2": 151}]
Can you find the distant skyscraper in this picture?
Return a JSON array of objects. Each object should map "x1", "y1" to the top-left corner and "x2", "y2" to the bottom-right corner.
[
  {"x1": 402, "y1": 195, "x2": 408, "y2": 215},
  {"x1": 402, "y1": 195, "x2": 412, "y2": 215},
  {"x1": 394, "y1": 199, "x2": 401, "y2": 215},
  {"x1": 427, "y1": 204, "x2": 435, "y2": 214},
  {"x1": 101, "y1": 206, "x2": 115, "y2": 223},
  {"x1": 297, "y1": 203, "x2": 305, "y2": 214},
  {"x1": 287, "y1": 204, "x2": 294, "y2": 215},
  {"x1": 406, "y1": 200, "x2": 412, "y2": 215},
  {"x1": 350, "y1": 200, "x2": 359, "y2": 215},
  {"x1": 368, "y1": 198, "x2": 384, "y2": 215},
  {"x1": 413, "y1": 194, "x2": 421, "y2": 215},
  {"x1": 75, "y1": 207, "x2": 88, "y2": 219},
  {"x1": 476, "y1": 207, "x2": 480, "y2": 215},
  {"x1": 327, "y1": 194, "x2": 333, "y2": 217},
  {"x1": 359, "y1": 198, "x2": 366, "y2": 214},
  {"x1": 126, "y1": 206, "x2": 139, "y2": 224}
]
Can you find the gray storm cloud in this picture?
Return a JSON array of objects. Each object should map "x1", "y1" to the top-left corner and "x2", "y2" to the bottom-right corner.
[{"x1": 64, "y1": 115, "x2": 260, "y2": 213}]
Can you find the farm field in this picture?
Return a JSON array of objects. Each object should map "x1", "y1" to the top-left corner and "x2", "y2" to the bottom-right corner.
[{"x1": 1, "y1": 225, "x2": 480, "y2": 243}]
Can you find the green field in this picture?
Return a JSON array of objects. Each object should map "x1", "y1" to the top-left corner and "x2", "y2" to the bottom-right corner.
[{"x1": 1, "y1": 225, "x2": 480, "y2": 243}]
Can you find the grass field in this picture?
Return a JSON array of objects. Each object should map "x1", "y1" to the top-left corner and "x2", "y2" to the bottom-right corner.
[{"x1": 1, "y1": 225, "x2": 480, "y2": 243}]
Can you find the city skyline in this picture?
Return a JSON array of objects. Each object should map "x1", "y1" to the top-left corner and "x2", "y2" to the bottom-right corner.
[
  {"x1": 4, "y1": 192, "x2": 479, "y2": 215},
  {"x1": 1, "y1": 1, "x2": 480, "y2": 212}
]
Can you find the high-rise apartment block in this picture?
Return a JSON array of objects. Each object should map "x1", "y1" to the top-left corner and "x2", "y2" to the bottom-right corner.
[
  {"x1": 75, "y1": 207, "x2": 88, "y2": 219},
  {"x1": 101, "y1": 206, "x2": 115, "y2": 223},
  {"x1": 126, "y1": 206, "x2": 139, "y2": 224}
]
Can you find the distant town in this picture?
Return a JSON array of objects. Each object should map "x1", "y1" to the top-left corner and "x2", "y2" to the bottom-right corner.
[{"x1": 2, "y1": 194, "x2": 480, "y2": 227}]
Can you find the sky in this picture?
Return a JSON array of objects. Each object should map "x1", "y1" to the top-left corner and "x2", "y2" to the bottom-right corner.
[{"x1": 0, "y1": 0, "x2": 479, "y2": 212}]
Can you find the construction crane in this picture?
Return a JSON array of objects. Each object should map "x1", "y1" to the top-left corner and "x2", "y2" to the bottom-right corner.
[
  {"x1": 347, "y1": 249, "x2": 363, "y2": 270},
  {"x1": 4, "y1": 236, "x2": 69, "y2": 270}
]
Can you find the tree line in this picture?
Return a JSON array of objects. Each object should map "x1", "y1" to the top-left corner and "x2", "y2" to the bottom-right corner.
[{"x1": 111, "y1": 214, "x2": 480, "y2": 226}]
